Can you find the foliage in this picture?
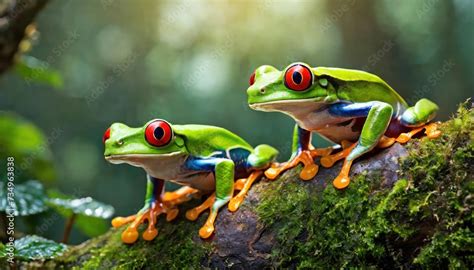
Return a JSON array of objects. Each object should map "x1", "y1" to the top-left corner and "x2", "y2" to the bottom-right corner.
[
  {"x1": 47, "y1": 190, "x2": 114, "y2": 237},
  {"x1": 15, "y1": 56, "x2": 63, "y2": 89},
  {"x1": 256, "y1": 102, "x2": 473, "y2": 268},
  {"x1": 0, "y1": 113, "x2": 113, "y2": 242},
  {"x1": 0, "y1": 112, "x2": 56, "y2": 184},
  {"x1": 0, "y1": 235, "x2": 67, "y2": 261},
  {"x1": 0, "y1": 180, "x2": 48, "y2": 216}
]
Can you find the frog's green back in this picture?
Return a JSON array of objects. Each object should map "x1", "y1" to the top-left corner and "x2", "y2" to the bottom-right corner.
[
  {"x1": 314, "y1": 67, "x2": 409, "y2": 108},
  {"x1": 173, "y1": 125, "x2": 253, "y2": 157}
]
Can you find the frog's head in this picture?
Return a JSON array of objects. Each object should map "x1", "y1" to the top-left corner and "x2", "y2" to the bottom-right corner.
[
  {"x1": 103, "y1": 119, "x2": 187, "y2": 167},
  {"x1": 247, "y1": 62, "x2": 331, "y2": 114}
]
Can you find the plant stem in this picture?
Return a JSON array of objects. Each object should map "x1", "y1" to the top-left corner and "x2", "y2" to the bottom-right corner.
[{"x1": 62, "y1": 213, "x2": 76, "y2": 244}]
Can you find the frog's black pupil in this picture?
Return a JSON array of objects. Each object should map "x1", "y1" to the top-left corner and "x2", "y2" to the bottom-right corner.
[
  {"x1": 154, "y1": 127, "x2": 164, "y2": 140},
  {"x1": 292, "y1": 71, "x2": 302, "y2": 84}
]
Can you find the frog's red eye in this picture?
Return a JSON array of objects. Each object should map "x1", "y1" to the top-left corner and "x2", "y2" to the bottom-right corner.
[
  {"x1": 284, "y1": 64, "x2": 313, "y2": 91},
  {"x1": 249, "y1": 71, "x2": 256, "y2": 86},
  {"x1": 145, "y1": 119, "x2": 173, "y2": 147},
  {"x1": 103, "y1": 128, "x2": 111, "y2": 143}
]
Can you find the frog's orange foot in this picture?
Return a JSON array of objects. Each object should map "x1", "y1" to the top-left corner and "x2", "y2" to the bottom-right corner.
[
  {"x1": 229, "y1": 171, "x2": 262, "y2": 212},
  {"x1": 333, "y1": 173, "x2": 351, "y2": 189},
  {"x1": 320, "y1": 142, "x2": 357, "y2": 168},
  {"x1": 199, "y1": 218, "x2": 216, "y2": 239},
  {"x1": 112, "y1": 201, "x2": 179, "y2": 244},
  {"x1": 332, "y1": 159, "x2": 353, "y2": 190},
  {"x1": 185, "y1": 193, "x2": 215, "y2": 221},
  {"x1": 425, "y1": 122, "x2": 441, "y2": 139},
  {"x1": 376, "y1": 136, "x2": 396, "y2": 149},
  {"x1": 162, "y1": 186, "x2": 200, "y2": 205},
  {"x1": 265, "y1": 150, "x2": 322, "y2": 181},
  {"x1": 396, "y1": 122, "x2": 441, "y2": 144}
]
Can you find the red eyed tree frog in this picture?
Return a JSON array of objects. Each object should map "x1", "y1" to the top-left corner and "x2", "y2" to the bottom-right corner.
[
  {"x1": 247, "y1": 62, "x2": 440, "y2": 189},
  {"x1": 103, "y1": 119, "x2": 278, "y2": 243}
]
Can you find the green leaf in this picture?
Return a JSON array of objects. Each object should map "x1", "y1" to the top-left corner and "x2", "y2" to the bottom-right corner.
[
  {"x1": 0, "y1": 112, "x2": 56, "y2": 184},
  {"x1": 0, "y1": 235, "x2": 67, "y2": 261},
  {"x1": 0, "y1": 242, "x2": 5, "y2": 258},
  {"x1": 47, "y1": 191, "x2": 114, "y2": 237},
  {"x1": 15, "y1": 55, "x2": 63, "y2": 89},
  {"x1": 47, "y1": 197, "x2": 114, "y2": 219},
  {"x1": 0, "y1": 180, "x2": 48, "y2": 216}
]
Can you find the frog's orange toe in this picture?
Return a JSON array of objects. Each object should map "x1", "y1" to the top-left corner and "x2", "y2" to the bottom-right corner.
[
  {"x1": 199, "y1": 223, "x2": 214, "y2": 239},
  {"x1": 185, "y1": 209, "x2": 200, "y2": 221},
  {"x1": 320, "y1": 156, "x2": 335, "y2": 168},
  {"x1": 142, "y1": 227, "x2": 158, "y2": 241},
  {"x1": 264, "y1": 166, "x2": 281, "y2": 180},
  {"x1": 228, "y1": 195, "x2": 243, "y2": 212},
  {"x1": 425, "y1": 123, "x2": 441, "y2": 139},
  {"x1": 396, "y1": 133, "x2": 411, "y2": 143},
  {"x1": 112, "y1": 215, "x2": 136, "y2": 228},
  {"x1": 166, "y1": 208, "x2": 179, "y2": 222},
  {"x1": 300, "y1": 163, "x2": 318, "y2": 180},
  {"x1": 122, "y1": 228, "x2": 139, "y2": 244},
  {"x1": 427, "y1": 130, "x2": 441, "y2": 139},
  {"x1": 333, "y1": 174, "x2": 350, "y2": 189}
]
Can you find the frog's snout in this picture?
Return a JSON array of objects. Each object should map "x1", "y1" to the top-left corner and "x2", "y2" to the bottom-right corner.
[
  {"x1": 103, "y1": 123, "x2": 131, "y2": 157},
  {"x1": 247, "y1": 86, "x2": 264, "y2": 98}
]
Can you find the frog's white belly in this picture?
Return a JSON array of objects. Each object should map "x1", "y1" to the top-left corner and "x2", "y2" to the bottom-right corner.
[
  {"x1": 253, "y1": 99, "x2": 361, "y2": 143},
  {"x1": 105, "y1": 152, "x2": 216, "y2": 191},
  {"x1": 298, "y1": 110, "x2": 361, "y2": 143}
]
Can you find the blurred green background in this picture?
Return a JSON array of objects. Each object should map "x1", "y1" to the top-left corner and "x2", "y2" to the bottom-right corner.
[{"x1": 0, "y1": 0, "x2": 472, "y2": 243}]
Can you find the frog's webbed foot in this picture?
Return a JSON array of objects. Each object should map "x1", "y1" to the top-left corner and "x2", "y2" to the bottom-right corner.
[
  {"x1": 184, "y1": 193, "x2": 217, "y2": 238},
  {"x1": 112, "y1": 201, "x2": 179, "y2": 244},
  {"x1": 185, "y1": 193, "x2": 215, "y2": 222},
  {"x1": 396, "y1": 122, "x2": 441, "y2": 143},
  {"x1": 162, "y1": 186, "x2": 200, "y2": 205},
  {"x1": 320, "y1": 142, "x2": 358, "y2": 189},
  {"x1": 320, "y1": 142, "x2": 357, "y2": 169},
  {"x1": 265, "y1": 147, "x2": 333, "y2": 181},
  {"x1": 228, "y1": 171, "x2": 262, "y2": 212}
]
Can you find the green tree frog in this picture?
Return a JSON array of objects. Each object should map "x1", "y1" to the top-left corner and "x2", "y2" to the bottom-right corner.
[
  {"x1": 247, "y1": 62, "x2": 440, "y2": 189},
  {"x1": 103, "y1": 119, "x2": 277, "y2": 243}
]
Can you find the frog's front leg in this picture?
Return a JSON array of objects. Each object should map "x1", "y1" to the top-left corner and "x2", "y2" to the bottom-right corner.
[
  {"x1": 111, "y1": 176, "x2": 179, "y2": 244},
  {"x1": 321, "y1": 101, "x2": 393, "y2": 189},
  {"x1": 265, "y1": 125, "x2": 333, "y2": 181},
  {"x1": 184, "y1": 157, "x2": 235, "y2": 239}
]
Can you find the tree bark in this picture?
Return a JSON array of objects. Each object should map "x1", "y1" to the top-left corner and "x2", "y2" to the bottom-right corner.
[{"x1": 0, "y1": 0, "x2": 48, "y2": 74}]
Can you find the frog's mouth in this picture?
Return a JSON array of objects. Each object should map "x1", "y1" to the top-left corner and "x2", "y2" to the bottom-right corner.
[
  {"x1": 249, "y1": 99, "x2": 327, "y2": 114},
  {"x1": 105, "y1": 152, "x2": 184, "y2": 167}
]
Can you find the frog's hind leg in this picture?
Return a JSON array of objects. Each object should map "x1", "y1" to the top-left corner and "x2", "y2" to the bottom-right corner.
[
  {"x1": 323, "y1": 101, "x2": 394, "y2": 189},
  {"x1": 265, "y1": 125, "x2": 333, "y2": 181},
  {"x1": 397, "y1": 98, "x2": 441, "y2": 143}
]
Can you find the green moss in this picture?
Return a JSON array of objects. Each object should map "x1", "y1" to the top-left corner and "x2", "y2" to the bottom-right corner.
[
  {"x1": 256, "y1": 101, "x2": 473, "y2": 268},
  {"x1": 52, "y1": 216, "x2": 210, "y2": 269}
]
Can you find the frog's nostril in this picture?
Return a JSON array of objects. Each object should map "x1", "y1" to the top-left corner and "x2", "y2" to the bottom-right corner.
[
  {"x1": 116, "y1": 140, "x2": 124, "y2": 146},
  {"x1": 260, "y1": 88, "x2": 266, "y2": 94}
]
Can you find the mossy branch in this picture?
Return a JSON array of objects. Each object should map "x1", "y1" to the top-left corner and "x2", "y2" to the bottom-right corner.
[{"x1": 14, "y1": 102, "x2": 474, "y2": 269}]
